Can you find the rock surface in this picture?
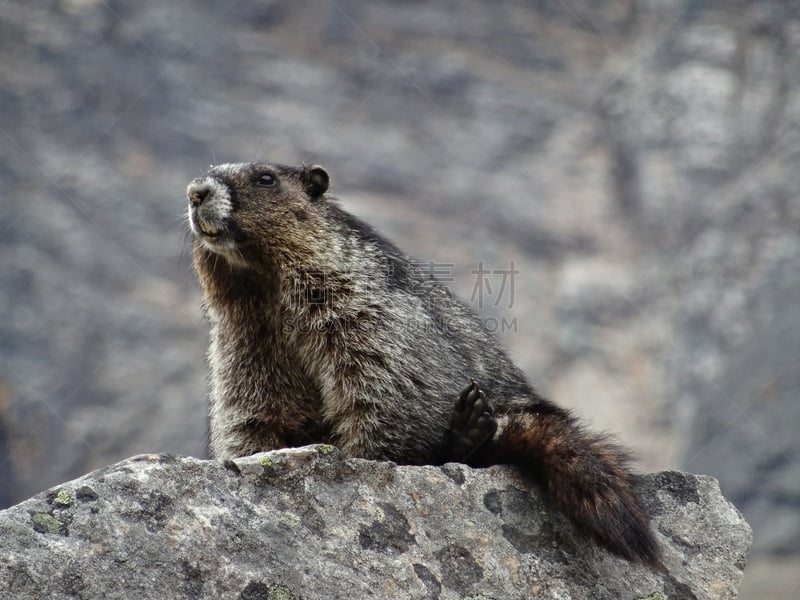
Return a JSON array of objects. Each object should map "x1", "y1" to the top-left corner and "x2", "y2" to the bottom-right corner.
[{"x1": 0, "y1": 446, "x2": 750, "y2": 600}]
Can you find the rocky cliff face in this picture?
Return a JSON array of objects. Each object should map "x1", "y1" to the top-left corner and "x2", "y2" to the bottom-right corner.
[
  {"x1": 0, "y1": 446, "x2": 751, "y2": 600},
  {"x1": 1, "y1": 2, "x2": 797, "y2": 597}
]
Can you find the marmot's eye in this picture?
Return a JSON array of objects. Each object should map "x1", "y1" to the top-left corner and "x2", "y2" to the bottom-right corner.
[{"x1": 256, "y1": 174, "x2": 276, "y2": 187}]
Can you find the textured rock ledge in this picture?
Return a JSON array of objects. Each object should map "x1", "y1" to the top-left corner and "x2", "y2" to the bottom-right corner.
[{"x1": 0, "y1": 446, "x2": 751, "y2": 599}]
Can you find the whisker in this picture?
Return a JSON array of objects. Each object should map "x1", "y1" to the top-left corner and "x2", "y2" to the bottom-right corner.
[{"x1": 178, "y1": 229, "x2": 194, "y2": 270}]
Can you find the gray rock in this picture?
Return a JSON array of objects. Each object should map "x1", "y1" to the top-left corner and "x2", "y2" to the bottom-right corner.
[{"x1": 0, "y1": 446, "x2": 751, "y2": 600}]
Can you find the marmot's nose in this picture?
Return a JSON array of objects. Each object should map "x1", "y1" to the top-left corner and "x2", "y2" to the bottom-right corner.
[{"x1": 188, "y1": 181, "x2": 212, "y2": 207}]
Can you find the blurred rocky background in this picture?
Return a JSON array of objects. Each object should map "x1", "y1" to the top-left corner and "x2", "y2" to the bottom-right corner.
[{"x1": 0, "y1": 1, "x2": 797, "y2": 597}]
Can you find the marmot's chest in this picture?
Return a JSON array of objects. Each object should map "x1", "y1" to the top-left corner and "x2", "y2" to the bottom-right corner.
[{"x1": 210, "y1": 320, "x2": 324, "y2": 413}]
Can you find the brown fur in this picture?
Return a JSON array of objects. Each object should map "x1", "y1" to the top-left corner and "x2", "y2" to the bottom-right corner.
[
  {"x1": 477, "y1": 408, "x2": 661, "y2": 568},
  {"x1": 187, "y1": 162, "x2": 663, "y2": 570}
]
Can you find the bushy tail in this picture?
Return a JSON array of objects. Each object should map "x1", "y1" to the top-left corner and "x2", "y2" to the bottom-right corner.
[{"x1": 493, "y1": 405, "x2": 664, "y2": 570}]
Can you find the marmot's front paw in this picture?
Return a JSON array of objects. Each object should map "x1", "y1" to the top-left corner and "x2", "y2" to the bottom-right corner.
[{"x1": 450, "y1": 380, "x2": 498, "y2": 463}]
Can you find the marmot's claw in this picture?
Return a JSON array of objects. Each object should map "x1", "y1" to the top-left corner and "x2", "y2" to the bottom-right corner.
[{"x1": 450, "y1": 380, "x2": 498, "y2": 463}]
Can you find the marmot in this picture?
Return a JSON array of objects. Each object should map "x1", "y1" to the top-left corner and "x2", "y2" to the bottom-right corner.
[{"x1": 187, "y1": 162, "x2": 663, "y2": 570}]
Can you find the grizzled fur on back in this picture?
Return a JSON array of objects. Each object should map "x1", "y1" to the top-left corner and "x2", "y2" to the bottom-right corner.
[{"x1": 187, "y1": 162, "x2": 663, "y2": 569}]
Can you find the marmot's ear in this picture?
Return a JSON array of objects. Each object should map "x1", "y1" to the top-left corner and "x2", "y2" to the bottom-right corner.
[{"x1": 304, "y1": 165, "x2": 329, "y2": 199}]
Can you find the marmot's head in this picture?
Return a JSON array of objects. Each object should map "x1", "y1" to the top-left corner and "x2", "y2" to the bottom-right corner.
[{"x1": 187, "y1": 162, "x2": 330, "y2": 270}]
